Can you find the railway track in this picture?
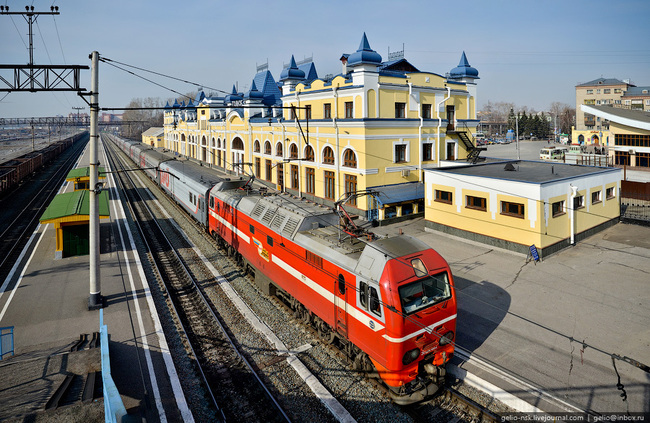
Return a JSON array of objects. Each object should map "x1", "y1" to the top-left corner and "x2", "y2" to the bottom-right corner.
[
  {"x1": 104, "y1": 134, "x2": 513, "y2": 422},
  {"x1": 0, "y1": 136, "x2": 88, "y2": 282},
  {"x1": 105, "y1": 137, "x2": 291, "y2": 423}
]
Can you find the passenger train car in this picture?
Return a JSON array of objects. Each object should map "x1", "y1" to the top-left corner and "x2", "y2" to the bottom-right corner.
[{"x1": 109, "y1": 134, "x2": 457, "y2": 404}]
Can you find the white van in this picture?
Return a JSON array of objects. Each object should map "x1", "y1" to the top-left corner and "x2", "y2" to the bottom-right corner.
[{"x1": 540, "y1": 147, "x2": 565, "y2": 161}]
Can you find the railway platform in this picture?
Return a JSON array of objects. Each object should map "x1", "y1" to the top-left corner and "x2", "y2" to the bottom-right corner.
[{"x1": 0, "y1": 139, "x2": 190, "y2": 422}]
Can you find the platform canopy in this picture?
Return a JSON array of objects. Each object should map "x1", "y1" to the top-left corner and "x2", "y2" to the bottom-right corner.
[
  {"x1": 65, "y1": 166, "x2": 107, "y2": 182},
  {"x1": 40, "y1": 190, "x2": 110, "y2": 224}
]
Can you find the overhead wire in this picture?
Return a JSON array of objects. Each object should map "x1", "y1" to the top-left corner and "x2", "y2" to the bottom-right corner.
[{"x1": 102, "y1": 59, "x2": 650, "y2": 381}]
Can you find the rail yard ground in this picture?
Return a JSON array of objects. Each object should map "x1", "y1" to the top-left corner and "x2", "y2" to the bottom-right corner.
[{"x1": 374, "y1": 215, "x2": 650, "y2": 414}]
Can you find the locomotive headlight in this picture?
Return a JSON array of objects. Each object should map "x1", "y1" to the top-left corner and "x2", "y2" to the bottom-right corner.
[
  {"x1": 402, "y1": 348, "x2": 421, "y2": 365},
  {"x1": 439, "y1": 331, "x2": 454, "y2": 346}
]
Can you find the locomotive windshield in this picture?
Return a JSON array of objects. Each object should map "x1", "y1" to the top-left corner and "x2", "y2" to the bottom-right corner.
[{"x1": 399, "y1": 271, "x2": 451, "y2": 315}]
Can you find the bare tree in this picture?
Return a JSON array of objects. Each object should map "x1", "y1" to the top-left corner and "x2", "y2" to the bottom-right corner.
[
  {"x1": 549, "y1": 102, "x2": 575, "y2": 134},
  {"x1": 121, "y1": 97, "x2": 165, "y2": 139}
]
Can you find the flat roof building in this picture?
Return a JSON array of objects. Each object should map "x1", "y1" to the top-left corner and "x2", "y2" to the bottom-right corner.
[{"x1": 424, "y1": 160, "x2": 621, "y2": 258}]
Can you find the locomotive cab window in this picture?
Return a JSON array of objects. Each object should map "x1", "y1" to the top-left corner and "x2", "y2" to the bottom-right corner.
[
  {"x1": 359, "y1": 281, "x2": 368, "y2": 308},
  {"x1": 209, "y1": 196, "x2": 214, "y2": 208},
  {"x1": 359, "y1": 281, "x2": 381, "y2": 317},
  {"x1": 399, "y1": 271, "x2": 451, "y2": 315},
  {"x1": 267, "y1": 236, "x2": 273, "y2": 246},
  {"x1": 338, "y1": 274, "x2": 346, "y2": 294},
  {"x1": 369, "y1": 287, "x2": 381, "y2": 317}
]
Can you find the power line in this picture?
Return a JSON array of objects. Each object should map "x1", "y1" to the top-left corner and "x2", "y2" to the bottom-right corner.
[{"x1": 100, "y1": 56, "x2": 230, "y2": 96}]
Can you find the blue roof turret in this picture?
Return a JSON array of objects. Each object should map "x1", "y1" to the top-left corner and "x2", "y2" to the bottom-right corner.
[
  {"x1": 225, "y1": 84, "x2": 243, "y2": 103},
  {"x1": 449, "y1": 51, "x2": 479, "y2": 79},
  {"x1": 164, "y1": 101, "x2": 171, "y2": 109},
  {"x1": 172, "y1": 99, "x2": 180, "y2": 108},
  {"x1": 347, "y1": 33, "x2": 382, "y2": 67},
  {"x1": 280, "y1": 55, "x2": 306, "y2": 81},
  {"x1": 245, "y1": 80, "x2": 264, "y2": 100}
]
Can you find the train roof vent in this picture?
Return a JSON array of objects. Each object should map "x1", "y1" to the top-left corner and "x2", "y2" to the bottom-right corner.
[
  {"x1": 283, "y1": 217, "x2": 300, "y2": 236},
  {"x1": 262, "y1": 208, "x2": 276, "y2": 226},
  {"x1": 271, "y1": 212, "x2": 286, "y2": 231},
  {"x1": 252, "y1": 203, "x2": 266, "y2": 218}
]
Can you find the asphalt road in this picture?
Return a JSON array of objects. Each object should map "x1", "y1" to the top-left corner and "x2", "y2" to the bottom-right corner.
[{"x1": 375, "y1": 184, "x2": 650, "y2": 415}]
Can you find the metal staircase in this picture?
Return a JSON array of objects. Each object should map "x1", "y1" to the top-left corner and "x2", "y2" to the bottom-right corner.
[{"x1": 448, "y1": 122, "x2": 486, "y2": 164}]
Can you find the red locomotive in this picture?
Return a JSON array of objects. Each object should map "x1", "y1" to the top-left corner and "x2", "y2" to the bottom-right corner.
[
  {"x1": 208, "y1": 179, "x2": 457, "y2": 404},
  {"x1": 110, "y1": 135, "x2": 457, "y2": 404}
]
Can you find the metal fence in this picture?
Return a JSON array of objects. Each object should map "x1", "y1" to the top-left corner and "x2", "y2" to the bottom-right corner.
[
  {"x1": 0, "y1": 326, "x2": 14, "y2": 360},
  {"x1": 621, "y1": 181, "x2": 650, "y2": 223}
]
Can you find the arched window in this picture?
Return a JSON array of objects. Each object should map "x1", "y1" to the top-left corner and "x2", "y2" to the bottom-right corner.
[
  {"x1": 323, "y1": 146, "x2": 334, "y2": 165},
  {"x1": 290, "y1": 144, "x2": 298, "y2": 159},
  {"x1": 304, "y1": 145, "x2": 314, "y2": 162},
  {"x1": 217, "y1": 138, "x2": 221, "y2": 148},
  {"x1": 276, "y1": 142, "x2": 283, "y2": 157},
  {"x1": 232, "y1": 138, "x2": 244, "y2": 150},
  {"x1": 264, "y1": 141, "x2": 272, "y2": 155},
  {"x1": 254, "y1": 140, "x2": 261, "y2": 153},
  {"x1": 343, "y1": 149, "x2": 357, "y2": 168}
]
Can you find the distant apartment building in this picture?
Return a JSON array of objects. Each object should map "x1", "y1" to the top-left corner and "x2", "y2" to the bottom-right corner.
[{"x1": 573, "y1": 78, "x2": 650, "y2": 146}]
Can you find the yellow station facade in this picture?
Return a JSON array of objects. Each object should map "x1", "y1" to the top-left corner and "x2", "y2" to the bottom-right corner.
[{"x1": 164, "y1": 34, "x2": 482, "y2": 222}]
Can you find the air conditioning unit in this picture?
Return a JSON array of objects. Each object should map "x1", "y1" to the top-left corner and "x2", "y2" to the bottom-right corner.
[
  {"x1": 629, "y1": 149, "x2": 635, "y2": 155},
  {"x1": 401, "y1": 169, "x2": 410, "y2": 177}
]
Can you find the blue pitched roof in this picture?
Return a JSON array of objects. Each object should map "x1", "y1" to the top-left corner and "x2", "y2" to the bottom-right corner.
[
  {"x1": 298, "y1": 61, "x2": 318, "y2": 82},
  {"x1": 253, "y1": 70, "x2": 282, "y2": 105}
]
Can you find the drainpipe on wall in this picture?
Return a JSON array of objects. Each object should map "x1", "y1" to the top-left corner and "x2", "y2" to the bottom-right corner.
[
  {"x1": 436, "y1": 86, "x2": 451, "y2": 168},
  {"x1": 333, "y1": 85, "x2": 340, "y2": 202},
  {"x1": 408, "y1": 79, "x2": 423, "y2": 182},
  {"x1": 570, "y1": 184, "x2": 577, "y2": 245}
]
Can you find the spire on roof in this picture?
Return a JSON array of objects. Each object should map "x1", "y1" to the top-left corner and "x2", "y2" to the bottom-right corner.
[
  {"x1": 449, "y1": 51, "x2": 479, "y2": 80},
  {"x1": 347, "y1": 32, "x2": 382, "y2": 67},
  {"x1": 280, "y1": 55, "x2": 306, "y2": 81}
]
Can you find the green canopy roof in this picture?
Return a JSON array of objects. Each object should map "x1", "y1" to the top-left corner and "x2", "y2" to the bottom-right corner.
[
  {"x1": 40, "y1": 190, "x2": 110, "y2": 223},
  {"x1": 66, "y1": 166, "x2": 106, "y2": 180}
]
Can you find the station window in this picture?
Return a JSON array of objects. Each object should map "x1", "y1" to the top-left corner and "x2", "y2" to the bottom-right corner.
[
  {"x1": 466, "y1": 195, "x2": 487, "y2": 211},
  {"x1": 422, "y1": 104, "x2": 432, "y2": 119},
  {"x1": 552, "y1": 200, "x2": 565, "y2": 217},
  {"x1": 422, "y1": 143, "x2": 433, "y2": 161},
  {"x1": 435, "y1": 190, "x2": 453, "y2": 204},
  {"x1": 573, "y1": 195, "x2": 585, "y2": 210},
  {"x1": 501, "y1": 201, "x2": 525, "y2": 218},
  {"x1": 395, "y1": 144, "x2": 407, "y2": 163},
  {"x1": 345, "y1": 102, "x2": 353, "y2": 118},
  {"x1": 395, "y1": 102, "x2": 406, "y2": 118},
  {"x1": 606, "y1": 187, "x2": 615, "y2": 199},
  {"x1": 324, "y1": 103, "x2": 332, "y2": 119},
  {"x1": 592, "y1": 190, "x2": 602, "y2": 204}
]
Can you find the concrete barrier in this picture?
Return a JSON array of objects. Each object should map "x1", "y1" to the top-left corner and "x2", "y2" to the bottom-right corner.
[{"x1": 100, "y1": 310, "x2": 127, "y2": 422}]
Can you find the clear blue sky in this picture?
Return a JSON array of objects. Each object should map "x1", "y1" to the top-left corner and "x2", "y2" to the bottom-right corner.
[{"x1": 1, "y1": 0, "x2": 649, "y2": 118}]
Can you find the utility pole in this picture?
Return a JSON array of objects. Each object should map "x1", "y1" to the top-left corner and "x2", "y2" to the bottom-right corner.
[
  {"x1": 516, "y1": 113, "x2": 520, "y2": 160},
  {"x1": 88, "y1": 51, "x2": 102, "y2": 309},
  {"x1": 0, "y1": 6, "x2": 88, "y2": 93},
  {"x1": 72, "y1": 106, "x2": 84, "y2": 127}
]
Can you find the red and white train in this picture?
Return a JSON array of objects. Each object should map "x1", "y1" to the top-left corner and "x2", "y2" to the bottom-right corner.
[{"x1": 110, "y1": 134, "x2": 457, "y2": 404}]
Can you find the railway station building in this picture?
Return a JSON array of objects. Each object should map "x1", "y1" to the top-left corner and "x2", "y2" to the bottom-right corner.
[
  {"x1": 580, "y1": 105, "x2": 650, "y2": 169},
  {"x1": 163, "y1": 33, "x2": 482, "y2": 222},
  {"x1": 423, "y1": 161, "x2": 622, "y2": 258}
]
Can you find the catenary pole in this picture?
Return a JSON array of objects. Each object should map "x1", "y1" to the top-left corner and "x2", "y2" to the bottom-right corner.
[{"x1": 89, "y1": 51, "x2": 102, "y2": 309}]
